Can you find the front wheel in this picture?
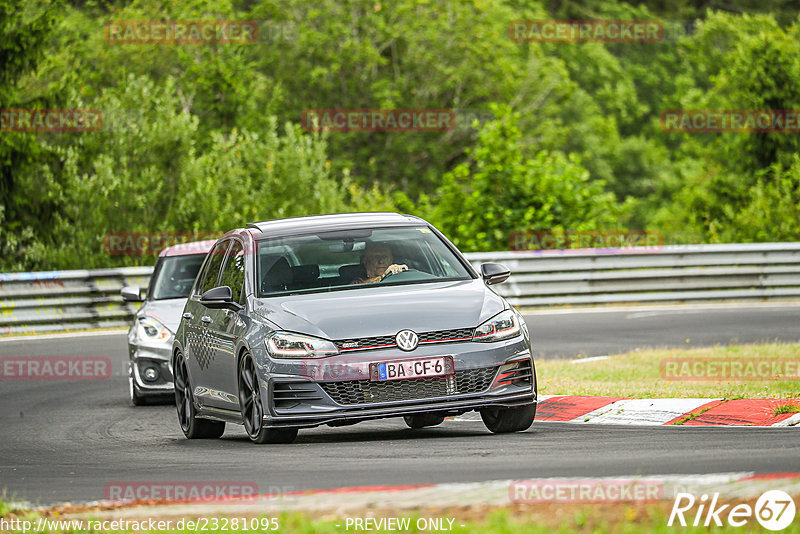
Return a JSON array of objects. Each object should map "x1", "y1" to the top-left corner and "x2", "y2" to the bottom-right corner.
[
  {"x1": 480, "y1": 403, "x2": 536, "y2": 433},
  {"x1": 173, "y1": 353, "x2": 225, "y2": 439},
  {"x1": 238, "y1": 354, "x2": 298, "y2": 444}
]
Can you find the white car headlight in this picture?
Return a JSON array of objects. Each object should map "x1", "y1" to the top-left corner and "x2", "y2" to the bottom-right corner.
[
  {"x1": 473, "y1": 309, "x2": 521, "y2": 342},
  {"x1": 137, "y1": 316, "x2": 173, "y2": 345},
  {"x1": 265, "y1": 331, "x2": 339, "y2": 359}
]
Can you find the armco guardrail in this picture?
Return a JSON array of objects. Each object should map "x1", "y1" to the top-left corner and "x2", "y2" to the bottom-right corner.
[
  {"x1": 1, "y1": 243, "x2": 799, "y2": 335},
  {"x1": 0, "y1": 267, "x2": 152, "y2": 335},
  {"x1": 466, "y1": 242, "x2": 800, "y2": 306}
]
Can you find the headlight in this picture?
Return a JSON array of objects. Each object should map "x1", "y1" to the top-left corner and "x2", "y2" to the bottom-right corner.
[
  {"x1": 473, "y1": 309, "x2": 521, "y2": 342},
  {"x1": 137, "y1": 316, "x2": 173, "y2": 344},
  {"x1": 265, "y1": 331, "x2": 339, "y2": 359}
]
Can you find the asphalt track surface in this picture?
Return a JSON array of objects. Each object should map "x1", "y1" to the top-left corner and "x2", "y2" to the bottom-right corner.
[{"x1": 1, "y1": 303, "x2": 799, "y2": 506}]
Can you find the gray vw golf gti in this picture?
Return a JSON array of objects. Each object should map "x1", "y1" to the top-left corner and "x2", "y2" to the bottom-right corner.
[{"x1": 172, "y1": 213, "x2": 537, "y2": 444}]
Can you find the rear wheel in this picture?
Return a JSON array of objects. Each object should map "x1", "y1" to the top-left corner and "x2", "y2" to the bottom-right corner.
[
  {"x1": 480, "y1": 403, "x2": 536, "y2": 433},
  {"x1": 173, "y1": 353, "x2": 225, "y2": 439},
  {"x1": 404, "y1": 413, "x2": 445, "y2": 429},
  {"x1": 238, "y1": 354, "x2": 298, "y2": 444}
]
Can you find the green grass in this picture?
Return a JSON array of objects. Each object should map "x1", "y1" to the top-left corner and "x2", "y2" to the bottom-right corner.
[
  {"x1": 537, "y1": 343, "x2": 800, "y2": 399},
  {"x1": 774, "y1": 403, "x2": 800, "y2": 415}
]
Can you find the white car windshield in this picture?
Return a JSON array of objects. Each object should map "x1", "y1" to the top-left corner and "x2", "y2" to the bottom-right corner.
[{"x1": 150, "y1": 255, "x2": 207, "y2": 300}]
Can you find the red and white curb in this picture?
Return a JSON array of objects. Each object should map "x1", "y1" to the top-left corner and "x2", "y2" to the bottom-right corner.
[
  {"x1": 64, "y1": 473, "x2": 800, "y2": 520},
  {"x1": 453, "y1": 396, "x2": 800, "y2": 427}
]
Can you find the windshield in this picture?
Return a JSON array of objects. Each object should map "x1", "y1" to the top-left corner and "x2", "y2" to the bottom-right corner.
[
  {"x1": 149, "y1": 254, "x2": 207, "y2": 300},
  {"x1": 257, "y1": 226, "x2": 473, "y2": 297}
]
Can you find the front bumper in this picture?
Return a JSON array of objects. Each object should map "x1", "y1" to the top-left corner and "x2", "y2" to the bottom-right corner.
[
  {"x1": 261, "y1": 389, "x2": 536, "y2": 428},
  {"x1": 250, "y1": 334, "x2": 536, "y2": 428},
  {"x1": 261, "y1": 342, "x2": 536, "y2": 428},
  {"x1": 129, "y1": 346, "x2": 174, "y2": 396}
]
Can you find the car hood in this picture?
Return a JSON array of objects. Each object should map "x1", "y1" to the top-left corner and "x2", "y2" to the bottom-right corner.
[
  {"x1": 137, "y1": 298, "x2": 188, "y2": 333},
  {"x1": 251, "y1": 279, "x2": 506, "y2": 340}
]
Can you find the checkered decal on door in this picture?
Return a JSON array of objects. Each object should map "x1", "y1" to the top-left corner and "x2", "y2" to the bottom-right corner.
[{"x1": 188, "y1": 329, "x2": 214, "y2": 370}]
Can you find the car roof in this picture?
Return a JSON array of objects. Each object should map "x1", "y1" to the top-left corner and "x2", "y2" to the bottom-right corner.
[
  {"x1": 245, "y1": 212, "x2": 427, "y2": 238},
  {"x1": 159, "y1": 239, "x2": 217, "y2": 257}
]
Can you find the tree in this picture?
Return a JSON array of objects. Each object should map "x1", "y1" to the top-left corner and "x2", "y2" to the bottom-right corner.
[
  {"x1": 0, "y1": 0, "x2": 61, "y2": 270},
  {"x1": 418, "y1": 105, "x2": 622, "y2": 251},
  {"x1": 12, "y1": 75, "x2": 352, "y2": 269}
]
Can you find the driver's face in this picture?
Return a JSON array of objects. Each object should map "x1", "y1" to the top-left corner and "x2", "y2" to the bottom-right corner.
[{"x1": 363, "y1": 246, "x2": 393, "y2": 277}]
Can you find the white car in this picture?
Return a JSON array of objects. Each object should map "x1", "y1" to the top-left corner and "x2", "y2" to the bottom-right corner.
[{"x1": 121, "y1": 240, "x2": 215, "y2": 405}]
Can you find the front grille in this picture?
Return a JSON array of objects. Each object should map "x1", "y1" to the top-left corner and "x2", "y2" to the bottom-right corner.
[
  {"x1": 334, "y1": 335, "x2": 396, "y2": 351},
  {"x1": 419, "y1": 328, "x2": 474, "y2": 343},
  {"x1": 319, "y1": 366, "x2": 497, "y2": 406},
  {"x1": 334, "y1": 328, "x2": 475, "y2": 352}
]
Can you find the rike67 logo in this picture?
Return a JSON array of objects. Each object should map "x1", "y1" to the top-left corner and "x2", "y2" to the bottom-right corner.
[{"x1": 669, "y1": 490, "x2": 796, "y2": 530}]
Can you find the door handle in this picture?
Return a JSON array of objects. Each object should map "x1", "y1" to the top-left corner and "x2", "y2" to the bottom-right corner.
[
  {"x1": 183, "y1": 312, "x2": 194, "y2": 320},
  {"x1": 201, "y1": 315, "x2": 213, "y2": 324}
]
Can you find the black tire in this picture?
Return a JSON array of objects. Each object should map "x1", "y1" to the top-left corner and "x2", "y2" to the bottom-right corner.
[
  {"x1": 129, "y1": 373, "x2": 148, "y2": 406},
  {"x1": 404, "y1": 413, "x2": 445, "y2": 429},
  {"x1": 173, "y1": 353, "x2": 225, "y2": 439},
  {"x1": 238, "y1": 354, "x2": 298, "y2": 444},
  {"x1": 480, "y1": 403, "x2": 536, "y2": 433}
]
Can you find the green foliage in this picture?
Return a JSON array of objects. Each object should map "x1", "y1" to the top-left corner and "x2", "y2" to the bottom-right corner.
[
  {"x1": 709, "y1": 159, "x2": 800, "y2": 243},
  {"x1": 7, "y1": 75, "x2": 350, "y2": 270},
  {"x1": 0, "y1": 0, "x2": 62, "y2": 271},
  {"x1": 653, "y1": 11, "x2": 800, "y2": 243},
  {"x1": 2, "y1": 1, "x2": 800, "y2": 271},
  {"x1": 419, "y1": 106, "x2": 621, "y2": 252}
]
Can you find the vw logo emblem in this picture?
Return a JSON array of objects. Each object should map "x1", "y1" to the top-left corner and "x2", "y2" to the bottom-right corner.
[{"x1": 395, "y1": 329, "x2": 419, "y2": 351}]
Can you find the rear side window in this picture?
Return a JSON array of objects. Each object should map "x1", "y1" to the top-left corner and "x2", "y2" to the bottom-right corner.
[
  {"x1": 197, "y1": 241, "x2": 230, "y2": 295},
  {"x1": 219, "y1": 241, "x2": 246, "y2": 303}
]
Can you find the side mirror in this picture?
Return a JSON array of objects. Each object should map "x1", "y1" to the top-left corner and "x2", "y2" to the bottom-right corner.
[
  {"x1": 481, "y1": 263, "x2": 511, "y2": 285},
  {"x1": 121, "y1": 286, "x2": 144, "y2": 302},
  {"x1": 200, "y1": 286, "x2": 243, "y2": 311}
]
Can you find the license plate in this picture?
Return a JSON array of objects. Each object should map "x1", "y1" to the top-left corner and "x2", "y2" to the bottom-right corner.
[{"x1": 371, "y1": 356, "x2": 454, "y2": 381}]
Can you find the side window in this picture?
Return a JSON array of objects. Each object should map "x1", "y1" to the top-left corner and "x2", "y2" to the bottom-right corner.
[
  {"x1": 198, "y1": 241, "x2": 230, "y2": 295},
  {"x1": 219, "y1": 241, "x2": 246, "y2": 303}
]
